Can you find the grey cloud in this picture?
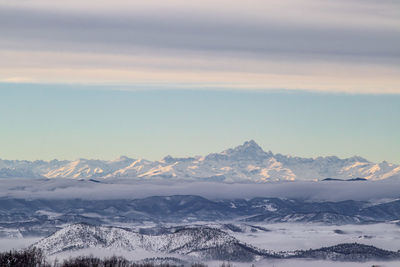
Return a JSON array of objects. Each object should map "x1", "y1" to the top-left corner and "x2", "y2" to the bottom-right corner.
[
  {"x1": 1, "y1": 177, "x2": 399, "y2": 201},
  {"x1": 1, "y1": 7, "x2": 399, "y2": 66}
]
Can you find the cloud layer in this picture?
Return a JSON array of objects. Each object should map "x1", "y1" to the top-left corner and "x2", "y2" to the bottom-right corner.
[
  {"x1": 1, "y1": 0, "x2": 399, "y2": 93},
  {"x1": 1, "y1": 178, "x2": 400, "y2": 201}
]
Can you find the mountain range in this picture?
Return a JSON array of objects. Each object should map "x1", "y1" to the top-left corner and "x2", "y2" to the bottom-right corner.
[
  {"x1": 1, "y1": 140, "x2": 399, "y2": 182},
  {"x1": 2, "y1": 195, "x2": 400, "y2": 238}
]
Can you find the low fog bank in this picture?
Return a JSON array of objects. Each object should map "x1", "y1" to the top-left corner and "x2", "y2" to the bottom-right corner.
[
  {"x1": 232, "y1": 222, "x2": 400, "y2": 251},
  {"x1": 1, "y1": 177, "x2": 399, "y2": 201},
  {"x1": 0, "y1": 238, "x2": 41, "y2": 252}
]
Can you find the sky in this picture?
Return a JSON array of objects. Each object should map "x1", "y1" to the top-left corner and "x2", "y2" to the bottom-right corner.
[
  {"x1": 1, "y1": 84, "x2": 399, "y2": 163},
  {"x1": 0, "y1": 0, "x2": 399, "y2": 163}
]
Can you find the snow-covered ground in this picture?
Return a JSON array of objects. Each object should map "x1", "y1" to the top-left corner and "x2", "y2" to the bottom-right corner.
[
  {"x1": 47, "y1": 248, "x2": 172, "y2": 263},
  {"x1": 230, "y1": 222, "x2": 400, "y2": 251},
  {"x1": 3, "y1": 222, "x2": 399, "y2": 252},
  {"x1": 206, "y1": 259, "x2": 400, "y2": 267}
]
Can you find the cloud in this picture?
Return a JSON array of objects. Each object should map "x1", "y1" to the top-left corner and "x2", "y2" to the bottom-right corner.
[
  {"x1": 1, "y1": 177, "x2": 400, "y2": 201},
  {"x1": 0, "y1": 0, "x2": 399, "y2": 93}
]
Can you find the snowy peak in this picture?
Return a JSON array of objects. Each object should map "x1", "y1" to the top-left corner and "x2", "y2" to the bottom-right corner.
[
  {"x1": 206, "y1": 140, "x2": 271, "y2": 162},
  {"x1": 225, "y1": 140, "x2": 268, "y2": 157},
  {"x1": 235, "y1": 140, "x2": 262, "y2": 151},
  {"x1": 43, "y1": 159, "x2": 108, "y2": 178}
]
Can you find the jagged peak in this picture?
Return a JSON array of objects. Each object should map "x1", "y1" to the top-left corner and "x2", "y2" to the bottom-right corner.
[
  {"x1": 242, "y1": 139, "x2": 260, "y2": 148},
  {"x1": 225, "y1": 140, "x2": 268, "y2": 155},
  {"x1": 205, "y1": 140, "x2": 272, "y2": 161},
  {"x1": 240, "y1": 140, "x2": 262, "y2": 150}
]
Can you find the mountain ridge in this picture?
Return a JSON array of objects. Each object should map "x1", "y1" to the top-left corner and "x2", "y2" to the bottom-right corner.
[
  {"x1": 2, "y1": 195, "x2": 400, "y2": 237},
  {"x1": 32, "y1": 223, "x2": 274, "y2": 262},
  {"x1": 0, "y1": 140, "x2": 399, "y2": 182}
]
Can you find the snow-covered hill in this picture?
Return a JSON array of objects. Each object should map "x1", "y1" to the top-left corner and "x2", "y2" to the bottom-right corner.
[
  {"x1": 33, "y1": 224, "x2": 269, "y2": 261},
  {"x1": 1, "y1": 140, "x2": 399, "y2": 182}
]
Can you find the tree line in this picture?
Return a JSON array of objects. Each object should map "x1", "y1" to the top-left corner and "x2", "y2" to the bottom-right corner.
[{"x1": 0, "y1": 248, "x2": 237, "y2": 267}]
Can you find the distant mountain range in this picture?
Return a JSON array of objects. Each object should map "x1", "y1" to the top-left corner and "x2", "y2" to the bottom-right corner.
[
  {"x1": 2, "y1": 195, "x2": 400, "y2": 238},
  {"x1": 1, "y1": 140, "x2": 399, "y2": 182},
  {"x1": 32, "y1": 223, "x2": 400, "y2": 262}
]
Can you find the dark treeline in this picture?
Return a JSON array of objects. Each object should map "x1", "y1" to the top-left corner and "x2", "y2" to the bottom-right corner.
[
  {"x1": 0, "y1": 248, "x2": 236, "y2": 267},
  {"x1": 0, "y1": 248, "x2": 47, "y2": 267}
]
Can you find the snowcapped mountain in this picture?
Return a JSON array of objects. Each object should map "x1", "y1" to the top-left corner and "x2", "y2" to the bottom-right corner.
[
  {"x1": 33, "y1": 223, "x2": 269, "y2": 261},
  {"x1": 1, "y1": 140, "x2": 399, "y2": 182}
]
